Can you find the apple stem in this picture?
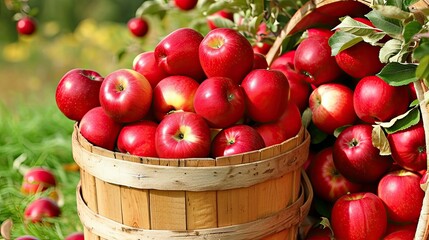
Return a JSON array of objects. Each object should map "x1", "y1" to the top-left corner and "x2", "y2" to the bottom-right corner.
[{"x1": 413, "y1": 79, "x2": 429, "y2": 240}]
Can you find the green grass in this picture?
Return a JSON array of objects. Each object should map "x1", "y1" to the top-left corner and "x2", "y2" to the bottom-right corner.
[{"x1": 0, "y1": 99, "x2": 81, "y2": 239}]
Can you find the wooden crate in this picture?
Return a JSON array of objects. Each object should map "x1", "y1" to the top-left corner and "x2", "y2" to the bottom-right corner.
[{"x1": 72, "y1": 123, "x2": 312, "y2": 240}]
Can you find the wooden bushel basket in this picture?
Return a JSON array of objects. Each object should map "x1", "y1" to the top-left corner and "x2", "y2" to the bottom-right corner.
[{"x1": 72, "y1": 122, "x2": 313, "y2": 240}]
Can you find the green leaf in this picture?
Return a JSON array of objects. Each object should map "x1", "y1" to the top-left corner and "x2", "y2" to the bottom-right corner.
[
  {"x1": 209, "y1": 16, "x2": 236, "y2": 29},
  {"x1": 205, "y1": 1, "x2": 229, "y2": 15},
  {"x1": 333, "y1": 16, "x2": 378, "y2": 34},
  {"x1": 377, "y1": 62, "x2": 418, "y2": 86},
  {"x1": 372, "y1": 5, "x2": 413, "y2": 20},
  {"x1": 365, "y1": 10, "x2": 403, "y2": 37},
  {"x1": 136, "y1": 1, "x2": 168, "y2": 17},
  {"x1": 379, "y1": 107, "x2": 421, "y2": 134},
  {"x1": 403, "y1": 0, "x2": 420, "y2": 8},
  {"x1": 328, "y1": 31, "x2": 363, "y2": 56},
  {"x1": 403, "y1": 20, "x2": 423, "y2": 44},
  {"x1": 378, "y1": 38, "x2": 403, "y2": 63},
  {"x1": 308, "y1": 122, "x2": 328, "y2": 145},
  {"x1": 372, "y1": 125, "x2": 391, "y2": 155},
  {"x1": 416, "y1": 55, "x2": 429, "y2": 81},
  {"x1": 413, "y1": 41, "x2": 429, "y2": 61}
]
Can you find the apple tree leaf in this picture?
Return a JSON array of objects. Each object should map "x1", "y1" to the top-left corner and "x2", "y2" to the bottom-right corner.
[
  {"x1": 205, "y1": 1, "x2": 230, "y2": 15},
  {"x1": 416, "y1": 55, "x2": 429, "y2": 82},
  {"x1": 328, "y1": 31, "x2": 363, "y2": 56},
  {"x1": 377, "y1": 62, "x2": 418, "y2": 86},
  {"x1": 308, "y1": 122, "x2": 328, "y2": 145},
  {"x1": 372, "y1": 5, "x2": 413, "y2": 20},
  {"x1": 377, "y1": 107, "x2": 420, "y2": 134},
  {"x1": 403, "y1": 20, "x2": 423, "y2": 44},
  {"x1": 403, "y1": 0, "x2": 421, "y2": 7},
  {"x1": 378, "y1": 38, "x2": 403, "y2": 63},
  {"x1": 136, "y1": 0, "x2": 168, "y2": 17},
  {"x1": 413, "y1": 41, "x2": 429, "y2": 61},
  {"x1": 333, "y1": 16, "x2": 378, "y2": 34},
  {"x1": 209, "y1": 16, "x2": 236, "y2": 29},
  {"x1": 372, "y1": 125, "x2": 391, "y2": 155},
  {"x1": 365, "y1": 10, "x2": 403, "y2": 38}
]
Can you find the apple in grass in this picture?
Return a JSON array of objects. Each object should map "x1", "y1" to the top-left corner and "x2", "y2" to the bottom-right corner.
[
  {"x1": 193, "y1": 77, "x2": 245, "y2": 128},
  {"x1": 99, "y1": 69, "x2": 152, "y2": 123},
  {"x1": 377, "y1": 170, "x2": 424, "y2": 224},
  {"x1": 254, "y1": 101, "x2": 302, "y2": 146},
  {"x1": 16, "y1": 236, "x2": 39, "y2": 240},
  {"x1": 21, "y1": 167, "x2": 56, "y2": 195},
  {"x1": 79, "y1": 106, "x2": 123, "y2": 151},
  {"x1": 65, "y1": 232, "x2": 84, "y2": 240},
  {"x1": 353, "y1": 75, "x2": 410, "y2": 123},
  {"x1": 55, "y1": 68, "x2": 104, "y2": 121},
  {"x1": 307, "y1": 147, "x2": 362, "y2": 203},
  {"x1": 241, "y1": 69, "x2": 290, "y2": 123},
  {"x1": 331, "y1": 192, "x2": 388, "y2": 240},
  {"x1": 199, "y1": 28, "x2": 254, "y2": 84},
  {"x1": 333, "y1": 124, "x2": 393, "y2": 183},
  {"x1": 155, "y1": 112, "x2": 211, "y2": 158},
  {"x1": 154, "y1": 28, "x2": 205, "y2": 81},
  {"x1": 152, "y1": 75, "x2": 199, "y2": 121},
  {"x1": 309, "y1": 83, "x2": 357, "y2": 134},
  {"x1": 294, "y1": 34, "x2": 343, "y2": 86},
  {"x1": 211, "y1": 124, "x2": 265, "y2": 157},
  {"x1": 387, "y1": 122, "x2": 427, "y2": 172},
  {"x1": 132, "y1": 51, "x2": 169, "y2": 89},
  {"x1": 117, "y1": 120, "x2": 158, "y2": 157},
  {"x1": 24, "y1": 197, "x2": 61, "y2": 223}
]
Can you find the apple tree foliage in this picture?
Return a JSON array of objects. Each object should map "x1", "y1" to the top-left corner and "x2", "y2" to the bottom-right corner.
[{"x1": 328, "y1": 0, "x2": 429, "y2": 155}]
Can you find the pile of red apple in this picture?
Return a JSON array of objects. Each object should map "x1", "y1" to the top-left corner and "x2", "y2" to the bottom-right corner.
[
  {"x1": 273, "y1": 19, "x2": 425, "y2": 240},
  {"x1": 55, "y1": 27, "x2": 303, "y2": 159}
]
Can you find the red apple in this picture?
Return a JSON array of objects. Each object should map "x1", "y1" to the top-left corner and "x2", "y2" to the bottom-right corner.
[
  {"x1": 378, "y1": 170, "x2": 424, "y2": 223},
  {"x1": 99, "y1": 69, "x2": 152, "y2": 123},
  {"x1": 21, "y1": 167, "x2": 56, "y2": 195},
  {"x1": 306, "y1": 28, "x2": 333, "y2": 39},
  {"x1": 294, "y1": 35, "x2": 343, "y2": 86},
  {"x1": 55, "y1": 68, "x2": 103, "y2": 121},
  {"x1": 207, "y1": 10, "x2": 234, "y2": 30},
  {"x1": 211, "y1": 124, "x2": 265, "y2": 157},
  {"x1": 383, "y1": 229, "x2": 415, "y2": 240},
  {"x1": 309, "y1": 83, "x2": 357, "y2": 134},
  {"x1": 353, "y1": 75, "x2": 410, "y2": 123},
  {"x1": 127, "y1": 17, "x2": 149, "y2": 37},
  {"x1": 253, "y1": 52, "x2": 268, "y2": 70},
  {"x1": 65, "y1": 232, "x2": 84, "y2": 240},
  {"x1": 241, "y1": 69, "x2": 290, "y2": 123},
  {"x1": 387, "y1": 122, "x2": 426, "y2": 172},
  {"x1": 252, "y1": 23, "x2": 272, "y2": 55},
  {"x1": 254, "y1": 101, "x2": 302, "y2": 146},
  {"x1": 333, "y1": 124, "x2": 393, "y2": 183},
  {"x1": 308, "y1": 147, "x2": 363, "y2": 202},
  {"x1": 386, "y1": 222, "x2": 417, "y2": 235},
  {"x1": 17, "y1": 16, "x2": 36, "y2": 35},
  {"x1": 174, "y1": 0, "x2": 198, "y2": 10},
  {"x1": 24, "y1": 197, "x2": 61, "y2": 223},
  {"x1": 331, "y1": 192, "x2": 388, "y2": 240},
  {"x1": 132, "y1": 51, "x2": 169, "y2": 89},
  {"x1": 154, "y1": 28, "x2": 205, "y2": 81},
  {"x1": 117, "y1": 120, "x2": 158, "y2": 157},
  {"x1": 199, "y1": 28, "x2": 254, "y2": 84},
  {"x1": 270, "y1": 50, "x2": 311, "y2": 112},
  {"x1": 79, "y1": 106, "x2": 123, "y2": 151},
  {"x1": 155, "y1": 111, "x2": 211, "y2": 158},
  {"x1": 152, "y1": 75, "x2": 199, "y2": 121},
  {"x1": 193, "y1": 77, "x2": 245, "y2": 128}
]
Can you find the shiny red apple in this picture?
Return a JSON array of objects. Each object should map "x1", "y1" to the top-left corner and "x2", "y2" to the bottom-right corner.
[
  {"x1": 309, "y1": 83, "x2": 357, "y2": 134},
  {"x1": 211, "y1": 124, "x2": 265, "y2": 157},
  {"x1": 241, "y1": 69, "x2": 290, "y2": 123},
  {"x1": 207, "y1": 10, "x2": 234, "y2": 30},
  {"x1": 193, "y1": 77, "x2": 245, "y2": 128},
  {"x1": 333, "y1": 124, "x2": 393, "y2": 183},
  {"x1": 65, "y1": 232, "x2": 84, "y2": 240},
  {"x1": 79, "y1": 106, "x2": 123, "y2": 151},
  {"x1": 55, "y1": 68, "x2": 103, "y2": 121},
  {"x1": 99, "y1": 69, "x2": 152, "y2": 123},
  {"x1": 154, "y1": 28, "x2": 205, "y2": 81},
  {"x1": 21, "y1": 167, "x2": 56, "y2": 195},
  {"x1": 17, "y1": 16, "x2": 36, "y2": 35},
  {"x1": 174, "y1": 0, "x2": 198, "y2": 11},
  {"x1": 132, "y1": 51, "x2": 169, "y2": 88},
  {"x1": 331, "y1": 192, "x2": 388, "y2": 240},
  {"x1": 24, "y1": 197, "x2": 61, "y2": 223},
  {"x1": 127, "y1": 17, "x2": 149, "y2": 37},
  {"x1": 155, "y1": 112, "x2": 211, "y2": 158},
  {"x1": 152, "y1": 75, "x2": 199, "y2": 121},
  {"x1": 117, "y1": 120, "x2": 158, "y2": 157},
  {"x1": 199, "y1": 28, "x2": 254, "y2": 84}
]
